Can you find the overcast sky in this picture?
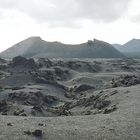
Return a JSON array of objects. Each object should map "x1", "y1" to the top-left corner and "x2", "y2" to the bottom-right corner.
[{"x1": 0, "y1": 0, "x2": 140, "y2": 52}]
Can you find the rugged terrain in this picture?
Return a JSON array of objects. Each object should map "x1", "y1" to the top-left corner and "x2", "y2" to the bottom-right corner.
[{"x1": 0, "y1": 56, "x2": 140, "y2": 139}]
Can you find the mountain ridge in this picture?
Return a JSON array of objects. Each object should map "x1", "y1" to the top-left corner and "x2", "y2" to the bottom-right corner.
[
  {"x1": 0, "y1": 37, "x2": 125, "y2": 58},
  {"x1": 113, "y1": 38, "x2": 140, "y2": 58}
]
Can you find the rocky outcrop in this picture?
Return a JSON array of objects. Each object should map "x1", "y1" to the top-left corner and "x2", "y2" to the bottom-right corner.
[
  {"x1": 11, "y1": 56, "x2": 37, "y2": 69},
  {"x1": 111, "y1": 75, "x2": 140, "y2": 87},
  {"x1": 37, "y1": 58, "x2": 53, "y2": 68},
  {"x1": 73, "y1": 84, "x2": 95, "y2": 93}
]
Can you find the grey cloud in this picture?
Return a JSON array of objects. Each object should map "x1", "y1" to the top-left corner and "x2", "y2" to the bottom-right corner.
[
  {"x1": 0, "y1": 0, "x2": 132, "y2": 27},
  {"x1": 76, "y1": 0, "x2": 132, "y2": 22}
]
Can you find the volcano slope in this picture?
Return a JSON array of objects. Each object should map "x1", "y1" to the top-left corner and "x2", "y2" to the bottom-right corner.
[
  {"x1": 0, "y1": 37, "x2": 125, "y2": 58},
  {"x1": 0, "y1": 56, "x2": 140, "y2": 139}
]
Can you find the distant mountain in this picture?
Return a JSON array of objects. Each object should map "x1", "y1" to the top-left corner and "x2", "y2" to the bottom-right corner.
[
  {"x1": 123, "y1": 39, "x2": 140, "y2": 52},
  {"x1": 113, "y1": 39, "x2": 140, "y2": 58},
  {"x1": 0, "y1": 37, "x2": 125, "y2": 58}
]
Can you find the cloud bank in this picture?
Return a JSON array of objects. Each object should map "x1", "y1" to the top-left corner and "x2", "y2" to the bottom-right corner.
[{"x1": 0, "y1": 0, "x2": 132, "y2": 27}]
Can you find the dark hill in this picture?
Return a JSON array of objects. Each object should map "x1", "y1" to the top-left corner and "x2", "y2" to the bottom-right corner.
[
  {"x1": 113, "y1": 39, "x2": 140, "y2": 58},
  {"x1": 0, "y1": 37, "x2": 125, "y2": 58}
]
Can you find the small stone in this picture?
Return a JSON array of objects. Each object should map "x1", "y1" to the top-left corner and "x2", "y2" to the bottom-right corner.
[
  {"x1": 7, "y1": 123, "x2": 12, "y2": 126},
  {"x1": 124, "y1": 90, "x2": 130, "y2": 94},
  {"x1": 110, "y1": 90, "x2": 118, "y2": 95},
  {"x1": 103, "y1": 105, "x2": 117, "y2": 114},
  {"x1": 38, "y1": 123, "x2": 44, "y2": 126},
  {"x1": 24, "y1": 130, "x2": 32, "y2": 135},
  {"x1": 74, "y1": 84, "x2": 95, "y2": 93},
  {"x1": 32, "y1": 105, "x2": 42, "y2": 112},
  {"x1": 19, "y1": 112, "x2": 27, "y2": 116},
  {"x1": 32, "y1": 129, "x2": 43, "y2": 137},
  {"x1": 83, "y1": 110, "x2": 92, "y2": 115},
  {"x1": 2, "y1": 112, "x2": 7, "y2": 115}
]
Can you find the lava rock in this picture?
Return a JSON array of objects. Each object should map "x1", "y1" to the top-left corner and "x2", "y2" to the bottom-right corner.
[
  {"x1": 74, "y1": 84, "x2": 95, "y2": 93},
  {"x1": 24, "y1": 130, "x2": 32, "y2": 135},
  {"x1": 43, "y1": 95, "x2": 58, "y2": 104},
  {"x1": 37, "y1": 58, "x2": 52, "y2": 67},
  {"x1": 7, "y1": 123, "x2": 13, "y2": 126},
  {"x1": 32, "y1": 129, "x2": 43, "y2": 137},
  {"x1": 103, "y1": 105, "x2": 117, "y2": 114},
  {"x1": 32, "y1": 105, "x2": 43, "y2": 112},
  {"x1": 111, "y1": 75, "x2": 140, "y2": 87},
  {"x1": 0, "y1": 100, "x2": 8, "y2": 111},
  {"x1": 11, "y1": 56, "x2": 37, "y2": 69}
]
